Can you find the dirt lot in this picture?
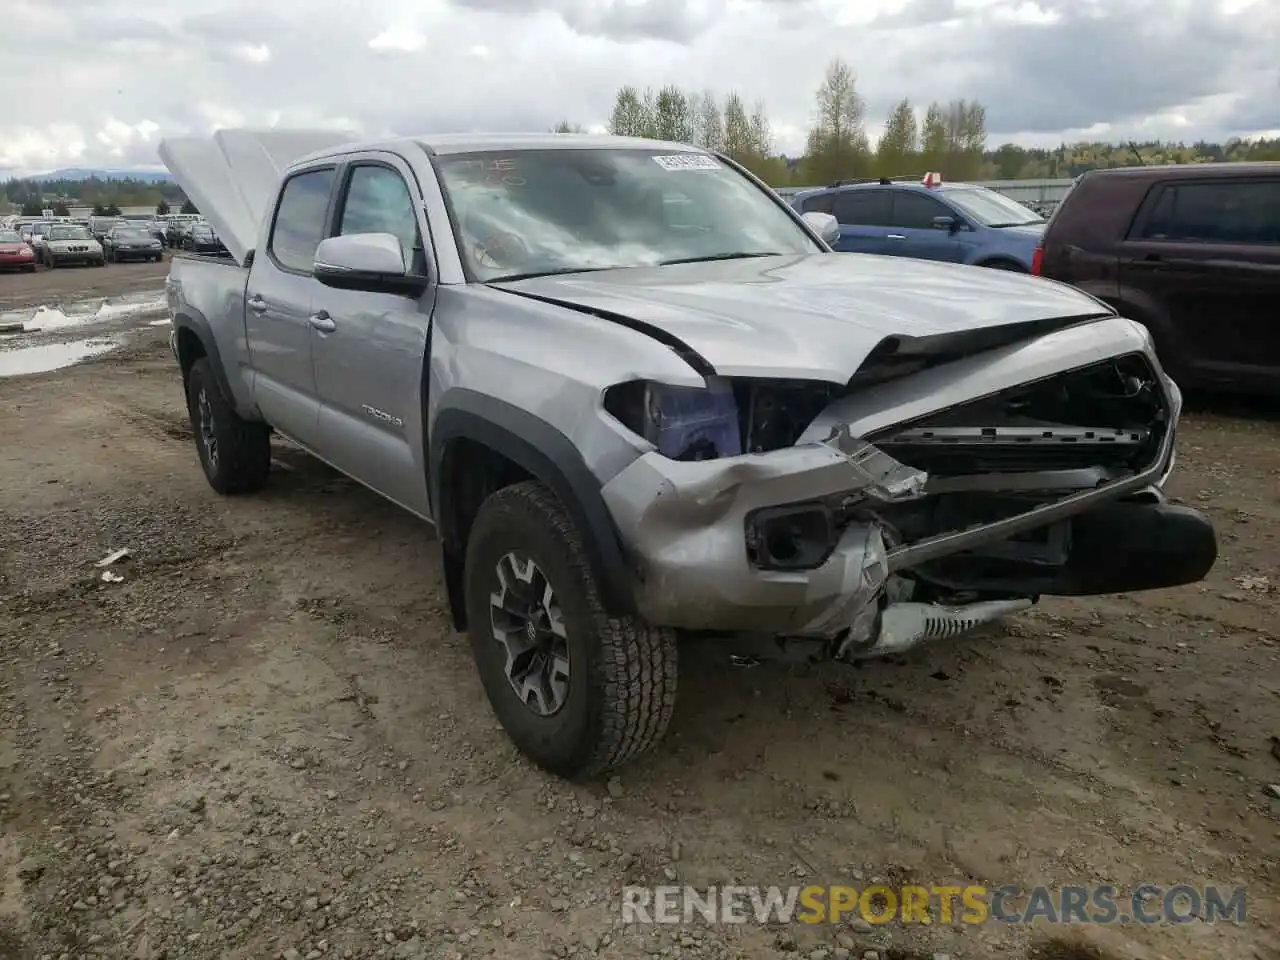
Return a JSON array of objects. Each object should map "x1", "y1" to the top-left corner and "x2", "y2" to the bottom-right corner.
[
  {"x1": 0, "y1": 270, "x2": 1277, "y2": 960},
  {"x1": 0, "y1": 258, "x2": 170, "y2": 311}
]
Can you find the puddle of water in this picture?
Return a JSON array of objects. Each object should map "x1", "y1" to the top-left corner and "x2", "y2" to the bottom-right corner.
[
  {"x1": 0, "y1": 338, "x2": 121, "y2": 377},
  {"x1": 0, "y1": 288, "x2": 166, "y2": 334}
]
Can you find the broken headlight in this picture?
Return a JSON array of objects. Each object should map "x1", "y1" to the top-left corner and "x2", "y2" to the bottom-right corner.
[{"x1": 603, "y1": 378, "x2": 742, "y2": 461}]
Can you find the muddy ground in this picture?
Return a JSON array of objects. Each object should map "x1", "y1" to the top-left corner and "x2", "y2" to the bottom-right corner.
[
  {"x1": 0, "y1": 269, "x2": 1277, "y2": 960},
  {"x1": 0, "y1": 259, "x2": 170, "y2": 311}
]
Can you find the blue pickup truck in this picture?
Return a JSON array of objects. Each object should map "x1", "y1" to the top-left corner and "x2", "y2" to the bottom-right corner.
[{"x1": 790, "y1": 174, "x2": 1047, "y2": 272}]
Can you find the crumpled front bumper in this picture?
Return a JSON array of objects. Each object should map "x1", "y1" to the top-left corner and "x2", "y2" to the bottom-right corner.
[{"x1": 598, "y1": 315, "x2": 1199, "y2": 641}]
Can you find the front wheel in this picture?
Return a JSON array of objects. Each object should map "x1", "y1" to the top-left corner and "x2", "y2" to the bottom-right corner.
[
  {"x1": 464, "y1": 481, "x2": 678, "y2": 779},
  {"x1": 185, "y1": 358, "x2": 271, "y2": 494}
]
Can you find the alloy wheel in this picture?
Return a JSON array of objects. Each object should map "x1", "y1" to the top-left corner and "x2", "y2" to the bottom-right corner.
[
  {"x1": 196, "y1": 387, "x2": 219, "y2": 472},
  {"x1": 488, "y1": 551, "x2": 570, "y2": 716}
]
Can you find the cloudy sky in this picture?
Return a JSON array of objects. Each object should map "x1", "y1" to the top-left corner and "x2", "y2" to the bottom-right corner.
[{"x1": 2, "y1": 0, "x2": 1277, "y2": 176}]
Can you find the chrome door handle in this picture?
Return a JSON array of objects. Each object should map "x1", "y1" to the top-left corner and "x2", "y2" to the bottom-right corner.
[
  {"x1": 308, "y1": 310, "x2": 336, "y2": 333},
  {"x1": 886, "y1": 234, "x2": 907, "y2": 240},
  {"x1": 247, "y1": 294, "x2": 268, "y2": 314}
]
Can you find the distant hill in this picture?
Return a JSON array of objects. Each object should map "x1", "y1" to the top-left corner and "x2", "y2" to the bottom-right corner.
[{"x1": 29, "y1": 168, "x2": 173, "y2": 184}]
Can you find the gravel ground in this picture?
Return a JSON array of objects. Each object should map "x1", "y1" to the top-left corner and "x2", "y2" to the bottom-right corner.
[
  {"x1": 0, "y1": 258, "x2": 171, "y2": 310},
  {"x1": 0, "y1": 274, "x2": 1277, "y2": 960}
]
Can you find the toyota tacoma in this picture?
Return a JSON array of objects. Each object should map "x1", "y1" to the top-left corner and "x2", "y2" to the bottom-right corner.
[{"x1": 160, "y1": 129, "x2": 1216, "y2": 778}]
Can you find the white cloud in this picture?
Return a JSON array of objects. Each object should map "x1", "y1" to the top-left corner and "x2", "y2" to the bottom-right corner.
[
  {"x1": 0, "y1": 0, "x2": 1275, "y2": 176},
  {"x1": 231, "y1": 42, "x2": 271, "y2": 63},
  {"x1": 368, "y1": 27, "x2": 427, "y2": 52}
]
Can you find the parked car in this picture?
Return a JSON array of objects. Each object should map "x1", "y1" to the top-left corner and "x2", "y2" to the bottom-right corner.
[
  {"x1": 42, "y1": 224, "x2": 105, "y2": 268},
  {"x1": 164, "y1": 215, "x2": 203, "y2": 247},
  {"x1": 103, "y1": 223, "x2": 165, "y2": 262},
  {"x1": 181, "y1": 222, "x2": 228, "y2": 256},
  {"x1": 161, "y1": 129, "x2": 1215, "y2": 778},
  {"x1": 0, "y1": 228, "x2": 37, "y2": 272},
  {"x1": 790, "y1": 174, "x2": 1047, "y2": 271},
  {"x1": 26, "y1": 221, "x2": 55, "y2": 253},
  {"x1": 1035, "y1": 162, "x2": 1280, "y2": 396},
  {"x1": 88, "y1": 216, "x2": 125, "y2": 244}
]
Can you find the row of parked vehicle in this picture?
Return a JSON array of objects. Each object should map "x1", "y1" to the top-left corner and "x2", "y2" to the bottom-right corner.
[
  {"x1": 0, "y1": 212, "x2": 228, "y2": 271},
  {"x1": 788, "y1": 163, "x2": 1279, "y2": 393}
]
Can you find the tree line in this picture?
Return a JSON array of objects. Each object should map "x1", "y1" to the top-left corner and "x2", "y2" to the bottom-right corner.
[
  {"x1": 566, "y1": 56, "x2": 1280, "y2": 185},
  {"x1": 1, "y1": 175, "x2": 190, "y2": 215}
]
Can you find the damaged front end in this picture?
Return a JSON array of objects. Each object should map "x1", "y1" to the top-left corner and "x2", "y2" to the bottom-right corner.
[{"x1": 599, "y1": 315, "x2": 1217, "y2": 662}]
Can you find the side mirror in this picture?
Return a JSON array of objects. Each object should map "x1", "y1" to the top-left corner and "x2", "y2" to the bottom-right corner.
[
  {"x1": 932, "y1": 215, "x2": 958, "y2": 232},
  {"x1": 801, "y1": 211, "x2": 841, "y2": 246},
  {"x1": 313, "y1": 233, "x2": 427, "y2": 295}
]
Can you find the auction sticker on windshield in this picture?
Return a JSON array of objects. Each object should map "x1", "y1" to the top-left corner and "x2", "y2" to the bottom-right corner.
[{"x1": 652, "y1": 154, "x2": 721, "y2": 171}]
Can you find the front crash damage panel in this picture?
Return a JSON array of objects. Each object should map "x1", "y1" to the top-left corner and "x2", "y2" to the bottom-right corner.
[{"x1": 599, "y1": 315, "x2": 1182, "y2": 642}]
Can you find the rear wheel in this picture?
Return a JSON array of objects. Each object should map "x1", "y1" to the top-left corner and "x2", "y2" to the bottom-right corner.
[
  {"x1": 185, "y1": 358, "x2": 271, "y2": 495},
  {"x1": 464, "y1": 481, "x2": 678, "y2": 779}
]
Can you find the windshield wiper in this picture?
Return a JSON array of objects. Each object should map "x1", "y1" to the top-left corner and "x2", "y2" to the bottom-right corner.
[
  {"x1": 658, "y1": 252, "x2": 782, "y2": 266},
  {"x1": 989, "y1": 220, "x2": 1045, "y2": 228}
]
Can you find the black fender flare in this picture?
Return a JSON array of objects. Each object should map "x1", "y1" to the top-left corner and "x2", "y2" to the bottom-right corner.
[
  {"x1": 171, "y1": 310, "x2": 238, "y2": 406},
  {"x1": 429, "y1": 389, "x2": 637, "y2": 617}
]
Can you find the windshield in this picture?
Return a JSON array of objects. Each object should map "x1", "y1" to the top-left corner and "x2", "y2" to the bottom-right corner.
[
  {"x1": 432, "y1": 148, "x2": 819, "y2": 282},
  {"x1": 940, "y1": 187, "x2": 1045, "y2": 227},
  {"x1": 115, "y1": 228, "x2": 150, "y2": 239},
  {"x1": 0, "y1": 230, "x2": 21, "y2": 243},
  {"x1": 50, "y1": 226, "x2": 92, "y2": 240}
]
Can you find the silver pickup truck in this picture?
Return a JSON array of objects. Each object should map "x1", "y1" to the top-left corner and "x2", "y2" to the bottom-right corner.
[{"x1": 161, "y1": 129, "x2": 1216, "y2": 778}]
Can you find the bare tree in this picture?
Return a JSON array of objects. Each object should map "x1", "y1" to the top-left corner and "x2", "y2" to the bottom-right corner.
[{"x1": 803, "y1": 57, "x2": 870, "y2": 184}]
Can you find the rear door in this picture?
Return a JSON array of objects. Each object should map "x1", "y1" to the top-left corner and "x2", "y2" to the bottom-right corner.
[
  {"x1": 309, "y1": 154, "x2": 436, "y2": 516},
  {"x1": 830, "y1": 189, "x2": 894, "y2": 254},
  {"x1": 1120, "y1": 176, "x2": 1280, "y2": 386},
  {"x1": 885, "y1": 189, "x2": 968, "y2": 263},
  {"x1": 244, "y1": 164, "x2": 337, "y2": 445}
]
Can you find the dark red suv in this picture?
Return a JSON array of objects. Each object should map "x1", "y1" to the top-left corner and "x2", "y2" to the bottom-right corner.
[{"x1": 1035, "y1": 163, "x2": 1280, "y2": 395}]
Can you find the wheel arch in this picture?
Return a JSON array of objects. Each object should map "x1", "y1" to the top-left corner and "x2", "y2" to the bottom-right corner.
[
  {"x1": 429, "y1": 389, "x2": 638, "y2": 632},
  {"x1": 172, "y1": 310, "x2": 238, "y2": 404},
  {"x1": 976, "y1": 255, "x2": 1028, "y2": 271}
]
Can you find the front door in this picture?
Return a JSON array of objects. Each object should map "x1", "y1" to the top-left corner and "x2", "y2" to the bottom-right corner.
[
  {"x1": 244, "y1": 165, "x2": 338, "y2": 445},
  {"x1": 886, "y1": 190, "x2": 968, "y2": 263},
  {"x1": 830, "y1": 189, "x2": 895, "y2": 255},
  {"x1": 309, "y1": 157, "x2": 435, "y2": 517},
  {"x1": 1119, "y1": 176, "x2": 1280, "y2": 388}
]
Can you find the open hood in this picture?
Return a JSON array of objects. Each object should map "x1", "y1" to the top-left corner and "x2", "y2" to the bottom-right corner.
[
  {"x1": 158, "y1": 128, "x2": 357, "y2": 266},
  {"x1": 497, "y1": 253, "x2": 1113, "y2": 382}
]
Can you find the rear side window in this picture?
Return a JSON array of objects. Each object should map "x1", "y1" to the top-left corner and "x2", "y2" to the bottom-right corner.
[
  {"x1": 800, "y1": 192, "x2": 834, "y2": 214},
  {"x1": 1134, "y1": 179, "x2": 1280, "y2": 245},
  {"x1": 833, "y1": 190, "x2": 892, "y2": 226},
  {"x1": 889, "y1": 191, "x2": 952, "y2": 229},
  {"x1": 270, "y1": 167, "x2": 336, "y2": 272}
]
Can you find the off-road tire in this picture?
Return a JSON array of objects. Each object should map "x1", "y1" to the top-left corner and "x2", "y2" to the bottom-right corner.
[
  {"x1": 185, "y1": 357, "x2": 271, "y2": 495},
  {"x1": 464, "y1": 481, "x2": 678, "y2": 779}
]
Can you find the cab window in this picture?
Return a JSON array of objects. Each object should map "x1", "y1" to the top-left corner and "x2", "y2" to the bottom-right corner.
[
  {"x1": 269, "y1": 167, "x2": 336, "y2": 273},
  {"x1": 337, "y1": 165, "x2": 423, "y2": 268}
]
